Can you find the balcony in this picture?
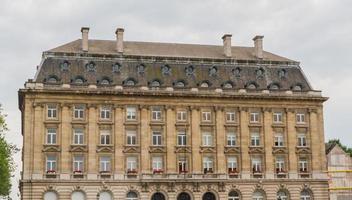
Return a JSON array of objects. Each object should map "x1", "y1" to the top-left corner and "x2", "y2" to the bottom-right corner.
[
  {"x1": 299, "y1": 169, "x2": 310, "y2": 178},
  {"x1": 252, "y1": 168, "x2": 263, "y2": 178},
  {"x1": 99, "y1": 171, "x2": 112, "y2": 178},
  {"x1": 73, "y1": 170, "x2": 84, "y2": 178},
  {"x1": 276, "y1": 168, "x2": 287, "y2": 178},
  {"x1": 228, "y1": 168, "x2": 239, "y2": 178},
  {"x1": 153, "y1": 169, "x2": 164, "y2": 174},
  {"x1": 45, "y1": 170, "x2": 57, "y2": 178},
  {"x1": 126, "y1": 169, "x2": 138, "y2": 177}
]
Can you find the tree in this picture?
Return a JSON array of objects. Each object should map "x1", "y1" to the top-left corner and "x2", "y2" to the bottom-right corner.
[
  {"x1": 327, "y1": 139, "x2": 352, "y2": 157},
  {"x1": 0, "y1": 104, "x2": 18, "y2": 198}
]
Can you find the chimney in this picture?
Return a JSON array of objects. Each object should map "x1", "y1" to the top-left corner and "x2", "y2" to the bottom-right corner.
[
  {"x1": 115, "y1": 28, "x2": 124, "y2": 53},
  {"x1": 253, "y1": 35, "x2": 264, "y2": 59},
  {"x1": 81, "y1": 27, "x2": 89, "y2": 52},
  {"x1": 222, "y1": 34, "x2": 232, "y2": 57}
]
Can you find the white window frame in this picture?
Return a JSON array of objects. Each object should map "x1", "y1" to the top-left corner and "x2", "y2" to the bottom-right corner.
[
  {"x1": 126, "y1": 107, "x2": 137, "y2": 120},
  {"x1": 252, "y1": 157, "x2": 262, "y2": 172},
  {"x1": 202, "y1": 111, "x2": 211, "y2": 122},
  {"x1": 250, "y1": 112, "x2": 259, "y2": 123},
  {"x1": 74, "y1": 105, "x2": 85, "y2": 119},
  {"x1": 152, "y1": 156, "x2": 163, "y2": 171},
  {"x1": 273, "y1": 112, "x2": 283, "y2": 123},
  {"x1": 203, "y1": 156, "x2": 213, "y2": 172},
  {"x1": 202, "y1": 132, "x2": 213, "y2": 146},
  {"x1": 251, "y1": 132, "x2": 260, "y2": 147},
  {"x1": 46, "y1": 155, "x2": 57, "y2": 172},
  {"x1": 100, "y1": 130, "x2": 111, "y2": 145},
  {"x1": 227, "y1": 132, "x2": 236, "y2": 146},
  {"x1": 151, "y1": 108, "x2": 162, "y2": 121},
  {"x1": 126, "y1": 130, "x2": 137, "y2": 145},
  {"x1": 152, "y1": 131, "x2": 162, "y2": 146},
  {"x1": 99, "y1": 156, "x2": 111, "y2": 172},
  {"x1": 296, "y1": 113, "x2": 306, "y2": 124},
  {"x1": 299, "y1": 159, "x2": 308, "y2": 172},
  {"x1": 100, "y1": 106, "x2": 111, "y2": 120},
  {"x1": 227, "y1": 157, "x2": 237, "y2": 171},
  {"x1": 177, "y1": 131, "x2": 187, "y2": 146},
  {"x1": 46, "y1": 128, "x2": 57, "y2": 145},
  {"x1": 276, "y1": 157, "x2": 285, "y2": 172},
  {"x1": 297, "y1": 133, "x2": 307, "y2": 147},
  {"x1": 73, "y1": 128, "x2": 84, "y2": 145},
  {"x1": 177, "y1": 110, "x2": 187, "y2": 121},
  {"x1": 226, "y1": 112, "x2": 236, "y2": 122},
  {"x1": 274, "y1": 134, "x2": 284, "y2": 147},
  {"x1": 47, "y1": 104, "x2": 57, "y2": 119},
  {"x1": 126, "y1": 157, "x2": 137, "y2": 171},
  {"x1": 178, "y1": 157, "x2": 188, "y2": 172},
  {"x1": 73, "y1": 155, "x2": 84, "y2": 172}
]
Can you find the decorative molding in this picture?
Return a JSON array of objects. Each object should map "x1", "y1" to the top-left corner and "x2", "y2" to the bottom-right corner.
[
  {"x1": 308, "y1": 108, "x2": 318, "y2": 114},
  {"x1": 60, "y1": 103, "x2": 72, "y2": 108},
  {"x1": 175, "y1": 146, "x2": 192, "y2": 153},
  {"x1": 224, "y1": 146, "x2": 241, "y2": 154},
  {"x1": 70, "y1": 145, "x2": 88, "y2": 152},
  {"x1": 272, "y1": 147, "x2": 288, "y2": 154},
  {"x1": 87, "y1": 103, "x2": 98, "y2": 109},
  {"x1": 238, "y1": 107, "x2": 248, "y2": 112},
  {"x1": 42, "y1": 145, "x2": 61, "y2": 152},
  {"x1": 285, "y1": 108, "x2": 295, "y2": 113},
  {"x1": 123, "y1": 146, "x2": 141, "y2": 153},
  {"x1": 165, "y1": 105, "x2": 175, "y2": 110},
  {"x1": 33, "y1": 102, "x2": 45, "y2": 108},
  {"x1": 96, "y1": 145, "x2": 114, "y2": 153},
  {"x1": 296, "y1": 147, "x2": 311, "y2": 154},
  {"x1": 149, "y1": 146, "x2": 166, "y2": 153},
  {"x1": 200, "y1": 146, "x2": 216, "y2": 153},
  {"x1": 248, "y1": 146, "x2": 265, "y2": 154},
  {"x1": 262, "y1": 107, "x2": 272, "y2": 112}
]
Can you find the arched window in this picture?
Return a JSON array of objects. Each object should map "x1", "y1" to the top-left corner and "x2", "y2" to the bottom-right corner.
[
  {"x1": 71, "y1": 191, "x2": 85, "y2": 200},
  {"x1": 203, "y1": 192, "x2": 216, "y2": 200},
  {"x1": 151, "y1": 192, "x2": 166, "y2": 200},
  {"x1": 223, "y1": 82, "x2": 233, "y2": 89},
  {"x1": 112, "y1": 63, "x2": 121, "y2": 73},
  {"x1": 252, "y1": 190, "x2": 265, "y2": 200},
  {"x1": 150, "y1": 80, "x2": 161, "y2": 88},
  {"x1": 269, "y1": 83, "x2": 280, "y2": 90},
  {"x1": 277, "y1": 190, "x2": 288, "y2": 200},
  {"x1": 247, "y1": 82, "x2": 257, "y2": 90},
  {"x1": 47, "y1": 76, "x2": 58, "y2": 84},
  {"x1": 44, "y1": 191, "x2": 58, "y2": 200},
  {"x1": 126, "y1": 191, "x2": 138, "y2": 200},
  {"x1": 175, "y1": 81, "x2": 185, "y2": 88},
  {"x1": 74, "y1": 77, "x2": 85, "y2": 85},
  {"x1": 200, "y1": 81, "x2": 209, "y2": 88},
  {"x1": 233, "y1": 67, "x2": 241, "y2": 77},
  {"x1": 99, "y1": 191, "x2": 112, "y2": 200},
  {"x1": 209, "y1": 66, "x2": 217, "y2": 76},
  {"x1": 228, "y1": 191, "x2": 240, "y2": 200},
  {"x1": 300, "y1": 189, "x2": 312, "y2": 200},
  {"x1": 137, "y1": 64, "x2": 145, "y2": 74},
  {"x1": 100, "y1": 79, "x2": 110, "y2": 85},
  {"x1": 292, "y1": 84, "x2": 302, "y2": 91},
  {"x1": 278, "y1": 69, "x2": 287, "y2": 79},
  {"x1": 124, "y1": 79, "x2": 136, "y2": 86},
  {"x1": 177, "y1": 192, "x2": 191, "y2": 200}
]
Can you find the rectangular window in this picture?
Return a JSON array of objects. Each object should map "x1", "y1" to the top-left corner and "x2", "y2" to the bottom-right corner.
[
  {"x1": 297, "y1": 133, "x2": 307, "y2": 147},
  {"x1": 100, "y1": 106, "x2": 111, "y2": 120},
  {"x1": 177, "y1": 111, "x2": 187, "y2": 121},
  {"x1": 202, "y1": 111, "x2": 211, "y2": 122},
  {"x1": 276, "y1": 156, "x2": 285, "y2": 173},
  {"x1": 126, "y1": 107, "x2": 137, "y2": 120},
  {"x1": 226, "y1": 112, "x2": 236, "y2": 122},
  {"x1": 252, "y1": 157, "x2": 262, "y2": 173},
  {"x1": 73, "y1": 155, "x2": 84, "y2": 172},
  {"x1": 126, "y1": 157, "x2": 137, "y2": 172},
  {"x1": 46, "y1": 155, "x2": 57, "y2": 172},
  {"x1": 74, "y1": 105, "x2": 85, "y2": 119},
  {"x1": 177, "y1": 131, "x2": 187, "y2": 146},
  {"x1": 273, "y1": 112, "x2": 283, "y2": 123},
  {"x1": 299, "y1": 159, "x2": 308, "y2": 172},
  {"x1": 227, "y1": 132, "x2": 236, "y2": 146},
  {"x1": 203, "y1": 156, "x2": 213, "y2": 173},
  {"x1": 73, "y1": 128, "x2": 84, "y2": 145},
  {"x1": 202, "y1": 132, "x2": 213, "y2": 146},
  {"x1": 178, "y1": 157, "x2": 188, "y2": 173},
  {"x1": 126, "y1": 130, "x2": 137, "y2": 145},
  {"x1": 152, "y1": 157, "x2": 163, "y2": 172},
  {"x1": 47, "y1": 104, "x2": 57, "y2": 119},
  {"x1": 250, "y1": 112, "x2": 260, "y2": 123},
  {"x1": 100, "y1": 156, "x2": 111, "y2": 172},
  {"x1": 228, "y1": 157, "x2": 238, "y2": 172},
  {"x1": 100, "y1": 130, "x2": 111, "y2": 145},
  {"x1": 274, "y1": 134, "x2": 284, "y2": 147},
  {"x1": 152, "y1": 131, "x2": 162, "y2": 146},
  {"x1": 46, "y1": 128, "x2": 57, "y2": 144},
  {"x1": 152, "y1": 107, "x2": 162, "y2": 121},
  {"x1": 296, "y1": 113, "x2": 306, "y2": 124},
  {"x1": 251, "y1": 132, "x2": 260, "y2": 146}
]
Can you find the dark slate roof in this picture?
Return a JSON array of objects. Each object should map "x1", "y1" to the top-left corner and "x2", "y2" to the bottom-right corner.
[{"x1": 34, "y1": 39, "x2": 312, "y2": 91}]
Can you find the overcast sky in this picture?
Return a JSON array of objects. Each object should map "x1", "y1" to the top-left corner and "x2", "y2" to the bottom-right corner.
[{"x1": 1, "y1": 0, "x2": 352, "y2": 198}]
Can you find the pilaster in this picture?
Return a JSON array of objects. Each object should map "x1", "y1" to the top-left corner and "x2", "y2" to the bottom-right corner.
[
  {"x1": 32, "y1": 103, "x2": 44, "y2": 175},
  {"x1": 191, "y1": 107, "x2": 201, "y2": 173},
  {"x1": 263, "y1": 109, "x2": 274, "y2": 178},
  {"x1": 87, "y1": 104, "x2": 97, "y2": 178},
  {"x1": 140, "y1": 106, "x2": 150, "y2": 173},
  {"x1": 166, "y1": 106, "x2": 176, "y2": 173},
  {"x1": 239, "y1": 107, "x2": 250, "y2": 178},
  {"x1": 286, "y1": 109, "x2": 298, "y2": 178},
  {"x1": 60, "y1": 104, "x2": 71, "y2": 175},
  {"x1": 114, "y1": 105, "x2": 124, "y2": 176},
  {"x1": 216, "y1": 108, "x2": 226, "y2": 174}
]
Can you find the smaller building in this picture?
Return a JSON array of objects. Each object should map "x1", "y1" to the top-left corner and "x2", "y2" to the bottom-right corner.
[{"x1": 326, "y1": 142, "x2": 352, "y2": 200}]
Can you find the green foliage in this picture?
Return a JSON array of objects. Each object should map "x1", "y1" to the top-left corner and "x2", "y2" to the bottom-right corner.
[
  {"x1": 0, "y1": 104, "x2": 19, "y2": 198},
  {"x1": 327, "y1": 139, "x2": 352, "y2": 157}
]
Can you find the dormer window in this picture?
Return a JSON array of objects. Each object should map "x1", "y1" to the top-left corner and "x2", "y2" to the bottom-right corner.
[
  {"x1": 60, "y1": 61, "x2": 70, "y2": 72},
  {"x1": 209, "y1": 66, "x2": 217, "y2": 76},
  {"x1": 47, "y1": 76, "x2": 58, "y2": 84},
  {"x1": 124, "y1": 78, "x2": 136, "y2": 86},
  {"x1": 161, "y1": 65, "x2": 171, "y2": 75},
  {"x1": 292, "y1": 84, "x2": 303, "y2": 91},
  {"x1": 137, "y1": 64, "x2": 145, "y2": 74},
  {"x1": 150, "y1": 80, "x2": 161, "y2": 88},
  {"x1": 175, "y1": 81, "x2": 185, "y2": 88},
  {"x1": 185, "y1": 66, "x2": 194, "y2": 76},
  {"x1": 86, "y1": 62, "x2": 96, "y2": 72},
  {"x1": 223, "y1": 82, "x2": 233, "y2": 89},
  {"x1": 74, "y1": 76, "x2": 85, "y2": 85},
  {"x1": 246, "y1": 82, "x2": 257, "y2": 90},
  {"x1": 99, "y1": 78, "x2": 111, "y2": 85},
  {"x1": 278, "y1": 69, "x2": 287, "y2": 79},
  {"x1": 200, "y1": 81, "x2": 209, "y2": 88},
  {"x1": 269, "y1": 83, "x2": 280, "y2": 90},
  {"x1": 112, "y1": 63, "x2": 121, "y2": 73},
  {"x1": 233, "y1": 67, "x2": 241, "y2": 77},
  {"x1": 256, "y1": 68, "x2": 265, "y2": 78}
]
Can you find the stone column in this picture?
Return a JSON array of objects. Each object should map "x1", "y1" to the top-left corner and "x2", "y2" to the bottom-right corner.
[
  {"x1": 87, "y1": 104, "x2": 97, "y2": 179},
  {"x1": 263, "y1": 108, "x2": 274, "y2": 178},
  {"x1": 60, "y1": 104, "x2": 71, "y2": 179},
  {"x1": 23, "y1": 99, "x2": 34, "y2": 179},
  {"x1": 166, "y1": 106, "x2": 176, "y2": 173},
  {"x1": 216, "y1": 107, "x2": 226, "y2": 174},
  {"x1": 114, "y1": 105, "x2": 124, "y2": 179},
  {"x1": 317, "y1": 107, "x2": 327, "y2": 172},
  {"x1": 191, "y1": 107, "x2": 201, "y2": 173},
  {"x1": 239, "y1": 107, "x2": 250, "y2": 178},
  {"x1": 140, "y1": 106, "x2": 150, "y2": 173},
  {"x1": 32, "y1": 103, "x2": 44, "y2": 178},
  {"x1": 286, "y1": 109, "x2": 298, "y2": 178},
  {"x1": 309, "y1": 108, "x2": 323, "y2": 178}
]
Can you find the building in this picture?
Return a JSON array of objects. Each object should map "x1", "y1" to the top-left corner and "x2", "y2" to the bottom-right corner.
[
  {"x1": 326, "y1": 142, "x2": 352, "y2": 200},
  {"x1": 18, "y1": 27, "x2": 329, "y2": 200}
]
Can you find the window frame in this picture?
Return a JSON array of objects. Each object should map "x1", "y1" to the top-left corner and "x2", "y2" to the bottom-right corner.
[
  {"x1": 126, "y1": 130, "x2": 137, "y2": 145},
  {"x1": 250, "y1": 112, "x2": 260, "y2": 123},
  {"x1": 126, "y1": 107, "x2": 137, "y2": 121},
  {"x1": 46, "y1": 128, "x2": 57, "y2": 145},
  {"x1": 100, "y1": 130, "x2": 111, "y2": 145},
  {"x1": 273, "y1": 112, "x2": 283, "y2": 123},
  {"x1": 99, "y1": 156, "x2": 111, "y2": 172},
  {"x1": 47, "y1": 104, "x2": 58, "y2": 119},
  {"x1": 100, "y1": 106, "x2": 111, "y2": 120},
  {"x1": 73, "y1": 128, "x2": 84, "y2": 145},
  {"x1": 73, "y1": 105, "x2": 85, "y2": 120}
]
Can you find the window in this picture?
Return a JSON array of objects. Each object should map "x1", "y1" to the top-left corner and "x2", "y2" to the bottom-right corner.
[
  {"x1": 100, "y1": 106, "x2": 111, "y2": 120},
  {"x1": 46, "y1": 155, "x2": 57, "y2": 173},
  {"x1": 200, "y1": 82, "x2": 209, "y2": 88},
  {"x1": 178, "y1": 157, "x2": 188, "y2": 173},
  {"x1": 226, "y1": 112, "x2": 236, "y2": 122},
  {"x1": 152, "y1": 131, "x2": 162, "y2": 146},
  {"x1": 228, "y1": 157, "x2": 238, "y2": 172},
  {"x1": 300, "y1": 190, "x2": 312, "y2": 200},
  {"x1": 223, "y1": 82, "x2": 233, "y2": 89},
  {"x1": 125, "y1": 79, "x2": 135, "y2": 86},
  {"x1": 227, "y1": 132, "x2": 236, "y2": 146},
  {"x1": 99, "y1": 191, "x2": 112, "y2": 200},
  {"x1": 46, "y1": 128, "x2": 57, "y2": 144},
  {"x1": 175, "y1": 81, "x2": 185, "y2": 88},
  {"x1": 44, "y1": 191, "x2": 58, "y2": 200},
  {"x1": 150, "y1": 80, "x2": 161, "y2": 88},
  {"x1": 137, "y1": 64, "x2": 145, "y2": 74},
  {"x1": 73, "y1": 128, "x2": 84, "y2": 145},
  {"x1": 276, "y1": 156, "x2": 285, "y2": 173},
  {"x1": 274, "y1": 133, "x2": 284, "y2": 147},
  {"x1": 209, "y1": 66, "x2": 217, "y2": 76},
  {"x1": 203, "y1": 156, "x2": 213, "y2": 173},
  {"x1": 152, "y1": 156, "x2": 163, "y2": 172},
  {"x1": 100, "y1": 156, "x2": 111, "y2": 172},
  {"x1": 126, "y1": 157, "x2": 137, "y2": 172},
  {"x1": 202, "y1": 132, "x2": 213, "y2": 146},
  {"x1": 202, "y1": 111, "x2": 211, "y2": 122},
  {"x1": 73, "y1": 155, "x2": 84, "y2": 173},
  {"x1": 250, "y1": 112, "x2": 259, "y2": 123},
  {"x1": 126, "y1": 107, "x2": 136, "y2": 120},
  {"x1": 273, "y1": 112, "x2": 283, "y2": 123},
  {"x1": 252, "y1": 191, "x2": 264, "y2": 200},
  {"x1": 126, "y1": 192, "x2": 138, "y2": 200},
  {"x1": 185, "y1": 66, "x2": 194, "y2": 76},
  {"x1": 47, "y1": 104, "x2": 57, "y2": 119},
  {"x1": 251, "y1": 132, "x2": 260, "y2": 147},
  {"x1": 299, "y1": 158, "x2": 308, "y2": 172},
  {"x1": 112, "y1": 63, "x2": 121, "y2": 73},
  {"x1": 177, "y1": 131, "x2": 187, "y2": 146},
  {"x1": 47, "y1": 76, "x2": 58, "y2": 83},
  {"x1": 296, "y1": 113, "x2": 305, "y2": 124},
  {"x1": 247, "y1": 83, "x2": 257, "y2": 90},
  {"x1": 100, "y1": 79, "x2": 110, "y2": 85},
  {"x1": 297, "y1": 133, "x2": 307, "y2": 147},
  {"x1": 71, "y1": 191, "x2": 85, "y2": 200},
  {"x1": 161, "y1": 65, "x2": 171, "y2": 75},
  {"x1": 277, "y1": 191, "x2": 288, "y2": 200},
  {"x1": 151, "y1": 107, "x2": 162, "y2": 121},
  {"x1": 228, "y1": 191, "x2": 240, "y2": 200},
  {"x1": 126, "y1": 130, "x2": 137, "y2": 145},
  {"x1": 100, "y1": 130, "x2": 111, "y2": 145},
  {"x1": 74, "y1": 77, "x2": 84, "y2": 84},
  {"x1": 74, "y1": 105, "x2": 85, "y2": 119},
  {"x1": 177, "y1": 111, "x2": 187, "y2": 121},
  {"x1": 293, "y1": 85, "x2": 302, "y2": 91},
  {"x1": 252, "y1": 157, "x2": 262, "y2": 173},
  {"x1": 269, "y1": 83, "x2": 280, "y2": 90}
]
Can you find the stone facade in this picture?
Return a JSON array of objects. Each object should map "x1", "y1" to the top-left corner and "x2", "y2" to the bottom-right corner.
[{"x1": 19, "y1": 27, "x2": 329, "y2": 200}]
